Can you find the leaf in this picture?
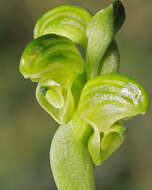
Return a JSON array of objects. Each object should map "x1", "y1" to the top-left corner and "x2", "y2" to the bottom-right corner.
[
  {"x1": 20, "y1": 34, "x2": 85, "y2": 124},
  {"x1": 34, "y1": 5, "x2": 92, "y2": 47},
  {"x1": 86, "y1": 1, "x2": 125, "y2": 79},
  {"x1": 50, "y1": 122, "x2": 95, "y2": 190}
]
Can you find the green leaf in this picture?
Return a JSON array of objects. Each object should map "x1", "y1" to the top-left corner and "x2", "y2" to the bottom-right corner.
[
  {"x1": 50, "y1": 122, "x2": 95, "y2": 190},
  {"x1": 20, "y1": 34, "x2": 85, "y2": 124},
  {"x1": 86, "y1": 1, "x2": 125, "y2": 79},
  {"x1": 34, "y1": 5, "x2": 92, "y2": 47}
]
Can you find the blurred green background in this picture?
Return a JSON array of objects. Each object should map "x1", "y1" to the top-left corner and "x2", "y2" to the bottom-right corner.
[{"x1": 0, "y1": 0, "x2": 152, "y2": 189}]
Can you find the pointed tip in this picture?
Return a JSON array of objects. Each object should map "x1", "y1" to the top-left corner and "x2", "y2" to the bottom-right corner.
[{"x1": 113, "y1": 0, "x2": 126, "y2": 33}]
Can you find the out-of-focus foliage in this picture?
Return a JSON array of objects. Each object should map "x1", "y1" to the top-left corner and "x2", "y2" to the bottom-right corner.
[{"x1": 0, "y1": 0, "x2": 151, "y2": 190}]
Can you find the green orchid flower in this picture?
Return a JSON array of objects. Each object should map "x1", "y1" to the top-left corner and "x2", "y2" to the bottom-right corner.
[
  {"x1": 20, "y1": 34, "x2": 84, "y2": 124},
  {"x1": 19, "y1": 1, "x2": 149, "y2": 190}
]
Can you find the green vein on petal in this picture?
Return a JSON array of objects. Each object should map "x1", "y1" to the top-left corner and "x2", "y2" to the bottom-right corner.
[
  {"x1": 76, "y1": 74, "x2": 149, "y2": 132},
  {"x1": 73, "y1": 73, "x2": 149, "y2": 165},
  {"x1": 34, "y1": 5, "x2": 92, "y2": 47},
  {"x1": 20, "y1": 34, "x2": 85, "y2": 124}
]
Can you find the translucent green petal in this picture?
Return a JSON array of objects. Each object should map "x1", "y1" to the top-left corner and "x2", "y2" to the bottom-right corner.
[
  {"x1": 20, "y1": 34, "x2": 85, "y2": 124},
  {"x1": 76, "y1": 74, "x2": 149, "y2": 133},
  {"x1": 34, "y1": 5, "x2": 92, "y2": 47},
  {"x1": 86, "y1": 1, "x2": 125, "y2": 79},
  {"x1": 45, "y1": 87, "x2": 64, "y2": 109},
  {"x1": 99, "y1": 40, "x2": 119, "y2": 75},
  {"x1": 36, "y1": 79, "x2": 75, "y2": 124},
  {"x1": 88, "y1": 121, "x2": 101, "y2": 165},
  {"x1": 20, "y1": 34, "x2": 84, "y2": 81},
  {"x1": 74, "y1": 73, "x2": 149, "y2": 165},
  {"x1": 88, "y1": 124, "x2": 126, "y2": 165}
]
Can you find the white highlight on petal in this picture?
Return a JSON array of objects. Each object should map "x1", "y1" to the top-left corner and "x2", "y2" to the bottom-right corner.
[{"x1": 120, "y1": 83, "x2": 142, "y2": 106}]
